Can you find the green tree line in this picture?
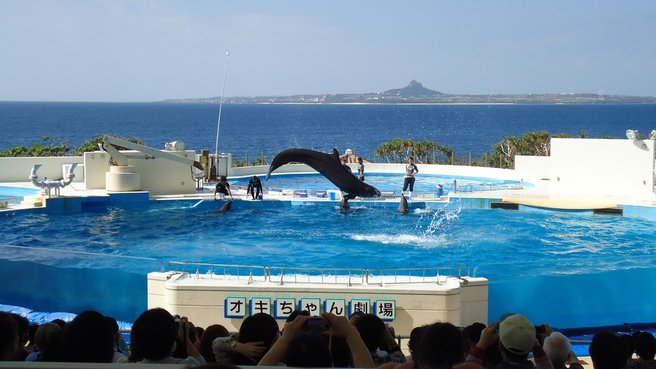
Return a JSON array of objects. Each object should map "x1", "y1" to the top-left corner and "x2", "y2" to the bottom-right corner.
[{"x1": 2, "y1": 132, "x2": 594, "y2": 169}]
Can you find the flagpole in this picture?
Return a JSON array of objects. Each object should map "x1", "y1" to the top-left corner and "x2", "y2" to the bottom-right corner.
[{"x1": 212, "y1": 51, "x2": 230, "y2": 179}]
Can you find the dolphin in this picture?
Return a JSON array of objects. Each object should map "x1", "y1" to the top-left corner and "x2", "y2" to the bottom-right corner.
[
  {"x1": 340, "y1": 197, "x2": 351, "y2": 213},
  {"x1": 398, "y1": 195, "x2": 409, "y2": 215},
  {"x1": 266, "y1": 148, "x2": 381, "y2": 198},
  {"x1": 215, "y1": 200, "x2": 232, "y2": 214}
]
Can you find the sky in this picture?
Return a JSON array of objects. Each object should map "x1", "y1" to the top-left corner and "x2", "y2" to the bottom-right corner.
[{"x1": 1, "y1": 0, "x2": 655, "y2": 102}]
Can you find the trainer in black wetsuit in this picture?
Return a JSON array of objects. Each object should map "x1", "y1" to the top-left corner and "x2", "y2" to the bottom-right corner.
[
  {"x1": 214, "y1": 176, "x2": 233, "y2": 200},
  {"x1": 247, "y1": 175, "x2": 263, "y2": 200}
]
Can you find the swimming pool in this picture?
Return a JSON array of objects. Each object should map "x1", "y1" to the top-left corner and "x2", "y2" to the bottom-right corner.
[
  {"x1": 0, "y1": 186, "x2": 39, "y2": 205},
  {"x1": 243, "y1": 172, "x2": 525, "y2": 194},
  {"x1": 0, "y1": 174, "x2": 654, "y2": 329}
]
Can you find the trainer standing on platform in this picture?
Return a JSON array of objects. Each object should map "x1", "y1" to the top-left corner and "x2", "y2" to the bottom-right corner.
[{"x1": 402, "y1": 157, "x2": 418, "y2": 198}]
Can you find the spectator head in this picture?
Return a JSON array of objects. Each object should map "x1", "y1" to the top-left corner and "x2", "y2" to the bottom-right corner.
[
  {"x1": 354, "y1": 314, "x2": 386, "y2": 353},
  {"x1": 232, "y1": 313, "x2": 279, "y2": 364},
  {"x1": 104, "y1": 316, "x2": 121, "y2": 347},
  {"x1": 34, "y1": 323, "x2": 62, "y2": 361},
  {"x1": 543, "y1": 332, "x2": 572, "y2": 365},
  {"x1": 51, "y1": 319, "x2": 67, "y2": 330},
  {"x1": 130, "y1": 308, "x2": 177, "y2": 362},
  {"x1": 285, "y1": 332, "x2": 332, "y2": 367},
  {"x1": 10, "y1": 313, "x2": 29, "y2": 360},
  {"x1": 60, "y1": 310, "x2": 114, "y2": 363},
  {"x1": 11, "y1": 313, "x2": 29, "y2": 346},
  {"x1": 286, "y1": 310, "x2": 310, "y2": 324},
  {"x1": 463, "y1": 322, "x2": 486, "y2": 345},
  {"x1": 498, "y1": 314, "x2": 536, "y2": 362},
  {"x1": 619, "y1": 334, "x2": 636, "y2": 361},
  {"x1": 238, "y1": 313, "x2": 279, "y2": 348},
  {"x1": 0, "y1": 312, "x2": 18, "y2": 361},
  {"x1": 408, "y1": 325, "x2": 428, "y2": 361},
  {"x1": 415, "y1": 322, "x2": 466, "y2": 369},
  {"x1": 589, "y1": 331, "x2": 626, "y2": 369},
  {"x1": 635, "y1": 331, "x2": 656, "y2": 360},
  {"x1": 173, "y1": 320, "x2": 199, "y2": 359},
  {"x1": 199, "y1": 324, "x2": 230, "y2": 363}
]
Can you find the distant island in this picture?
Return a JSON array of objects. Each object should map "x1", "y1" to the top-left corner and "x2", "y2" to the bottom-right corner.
[{"x1": 164, "y1": 80, "x2": 656, "y2": 105}]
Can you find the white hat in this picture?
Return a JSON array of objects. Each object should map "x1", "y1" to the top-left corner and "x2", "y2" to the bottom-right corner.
[
  {"x1": 345, "y1": 149, "x2": 353, "y2": 155},
  {"x1": 499, "y1": 314, "x2": 536, "y2": 355}
]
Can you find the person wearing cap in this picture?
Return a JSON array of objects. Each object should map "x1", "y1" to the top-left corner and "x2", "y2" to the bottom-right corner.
[
  {"x1": 468, "y1": 314, "x2": 554, "y2": 369},
  {"x1": 543, "y1": 332, "x2": 584, "y2": 369}
]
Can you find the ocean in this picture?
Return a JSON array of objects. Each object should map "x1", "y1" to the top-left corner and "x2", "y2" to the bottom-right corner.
[{"x1": 1, "y1": 102, "x2": 655, "y2": 161}]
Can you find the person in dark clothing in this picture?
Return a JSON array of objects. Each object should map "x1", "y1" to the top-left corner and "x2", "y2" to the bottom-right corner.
[
  {"x1": 214, "y1": 176, "x2": 233, "y2": 201},
  {"x1": 247, "y1": 176, "x2": 263, "y2": 200},
  {"x1": 402, "y1": 157, "x2": 419, "y2": 198}
]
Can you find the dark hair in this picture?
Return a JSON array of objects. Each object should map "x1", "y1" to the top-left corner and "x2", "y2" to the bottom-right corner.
[
  {"x1": 60, "y1": 310, "x2": 114, "y2": 363},
  {"x1": 463, "y1": 322, "x2": 486, "y2": 344},
  {"x1": 173, "y1": 320, "x2": 198, "y2": 359},
  {"x1": 285, "y1": 332, "x2": 332, "y2": 367},
  {"x1": 286, "y1": 310, "x2": 310, "y2": 323},
  {"x1": 104, "y1": 316, "x2": 119, "y2": 335},
  {"x1": 232, "y1": 313, "x2": 279, "y2": 365},
  {"x1": 589, "y1": 331, "x2": 626, "y2": 369},
  {"x1": 34, "y1": 323, "x2": 62, "y2": 361},
  {"x1": 415, "y1": 322, "x2": 466, "y2": 369},
  {"x1": 199, "y1": 324, "x2": 231, "y2": 363},
  {"x1": 51, "y1": 319, "x2": 66, "y2": 330},
  {"x1": 408, "y1": 325, "x2": 428, "y2": 361},
  {"x1": 635, "y1": 332, "x2": 656, "y2": 360},
  {"x1": 0, "y1": 312, "x2": 18, "y2": 361},
  {"x1": 354, "y1": 314, "x2": 385, "y2": 352},
  {"x1": 130, "y1": 308, "x2": 177, "y2": 362},
  {"x1": 11, "y1": 313, "x2": 29, "y2": 344}
]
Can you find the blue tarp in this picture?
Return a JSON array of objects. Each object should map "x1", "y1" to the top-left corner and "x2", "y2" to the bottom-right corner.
[{"x1": 0, "y1": 303, "x2": 132, "y2": 330}]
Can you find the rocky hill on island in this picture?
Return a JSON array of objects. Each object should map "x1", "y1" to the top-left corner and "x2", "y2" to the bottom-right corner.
[{"x1": 165, "y1": 81, "x2": 656, "y2": 105}]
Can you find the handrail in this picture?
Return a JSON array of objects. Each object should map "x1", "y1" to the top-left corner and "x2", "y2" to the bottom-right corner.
[{"x1": 167, "y1": 262, "x2": 471, "y2": 286}]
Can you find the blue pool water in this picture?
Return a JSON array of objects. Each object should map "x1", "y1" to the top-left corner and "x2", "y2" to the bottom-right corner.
[
  {"x1": 0, "y1": 186, "x2": 39, "y2": 205},
  {"x1": 0, "y1": 186, "x2": 39, "y2": 197},
  {"x1": 0, "y1": 175, "x2": 655, "y2": 329},
  {"x1": 241, "y1": 172, "x2": 524, "y2": 194}
]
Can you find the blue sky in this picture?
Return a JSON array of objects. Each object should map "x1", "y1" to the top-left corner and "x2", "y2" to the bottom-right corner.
[{"x1": 1, "y1": 0, "x2": 655, "y2": 102}]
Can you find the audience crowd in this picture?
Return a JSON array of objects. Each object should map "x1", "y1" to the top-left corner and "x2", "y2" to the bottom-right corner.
[{"x1": 1, "y1": 308, "x2": 655, "y2": 369}]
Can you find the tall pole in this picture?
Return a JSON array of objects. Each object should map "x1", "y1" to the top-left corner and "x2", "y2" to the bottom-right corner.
[{"x1": 213, "y1": 51, "x2": 230, "y2": 177}]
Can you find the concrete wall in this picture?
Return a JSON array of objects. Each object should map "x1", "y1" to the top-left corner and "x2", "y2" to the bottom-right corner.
[
  {"x1": 84, "y1": 150, "x2": 198, "y2": 195},
  {"x1": 514, "y1": 155, "x2": 551, "y2": 181},
  {"x1": 147, "y1": 272, "x2": 488, "y2": 335},
  {"x1": 549, "y1": 138, "x2": 655, "y2": 198},
  {"x1": 0, "y1": 156, "x2": 84, "y2": 182},
  {"x1": 229, "y1": 162, "x2": 519, "y2": 181}
]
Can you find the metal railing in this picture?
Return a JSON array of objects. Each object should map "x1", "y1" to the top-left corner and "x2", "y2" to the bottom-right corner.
[{"x1": 167, "y1": 262, "x2": 471, "y2": 286}]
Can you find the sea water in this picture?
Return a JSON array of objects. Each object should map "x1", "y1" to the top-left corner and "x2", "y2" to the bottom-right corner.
[{"x1": 1, "y1": 102, "x2": 655, "y2": 161}]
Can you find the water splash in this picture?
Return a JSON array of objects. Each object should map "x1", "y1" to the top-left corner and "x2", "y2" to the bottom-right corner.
[
  {"x1": 415, "y1": 200, "x2": 462, "y2": 236},
  {"x1": 351, "y1": 233, "x2": 448, "y2": 248}
]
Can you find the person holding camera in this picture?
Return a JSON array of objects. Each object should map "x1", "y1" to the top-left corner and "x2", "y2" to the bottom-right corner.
[
  {"x1": 468, "y1": 314, "x2": 554, "y2": 369},
  {"x1": 257, "y1": 313, "x2": 374, "y2": 368},
  {"x1": 126, "y1": 308, "x2": 205, "y2": 365}
]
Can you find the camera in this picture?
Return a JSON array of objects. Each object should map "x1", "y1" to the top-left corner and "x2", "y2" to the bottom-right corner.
[{"x1": 304, "y1": 316, "x2": 330, "y2": 332}]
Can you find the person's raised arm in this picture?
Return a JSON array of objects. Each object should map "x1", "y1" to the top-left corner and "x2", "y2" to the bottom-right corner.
[
  {"x1": 468, "y1": 322, "x2": 499, "y2": 364},
  {"x1": 325, "y1": 313, "x2": 375, "y2": 368},
  {"x1": 258, "y1": 315, "x2": 307, "y2": 366},
  {"x1": 178, "y1": 317, "x2": 205, "y2": 364}
]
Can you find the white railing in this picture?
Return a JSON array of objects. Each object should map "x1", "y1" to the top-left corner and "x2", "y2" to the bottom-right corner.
[{"x1": 167, "y1": 261, "x2": 471, "y2": 286}]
